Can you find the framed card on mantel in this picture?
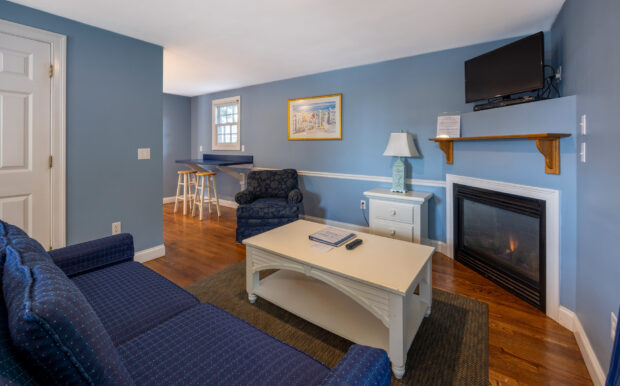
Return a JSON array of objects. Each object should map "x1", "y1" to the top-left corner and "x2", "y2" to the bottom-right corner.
[{"x1": 288, "y1": 94, "x2": 342, "y2": 140}]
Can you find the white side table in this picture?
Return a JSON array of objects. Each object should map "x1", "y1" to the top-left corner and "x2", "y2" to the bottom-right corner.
[{"x1": 363, "y1": 188, "x2": 433, "y2": 244}]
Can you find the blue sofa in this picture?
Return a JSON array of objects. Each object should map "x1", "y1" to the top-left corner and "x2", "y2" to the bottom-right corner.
[
  {"x1": 235, "y1": 169, "x2": 303, "y2": 242},
  {"x1": 0, "y1": 220, "x2": 391, "y2": 385}
]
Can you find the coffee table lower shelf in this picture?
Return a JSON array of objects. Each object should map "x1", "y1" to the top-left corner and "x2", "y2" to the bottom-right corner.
[{"x1": 253, "y1": 270, "x2": 390, "y2": 351}]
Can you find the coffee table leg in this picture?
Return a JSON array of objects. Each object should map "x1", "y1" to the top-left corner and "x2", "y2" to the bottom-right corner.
[
  {"x1": 246, "y1": 258, "x2": 259, "y2": 304},
  {"x1": 421, "y1": 259, "x2": 432, "y2": 317},
  {"x1": 389, "y1": 294, "x2": 406, "y2": 379}
]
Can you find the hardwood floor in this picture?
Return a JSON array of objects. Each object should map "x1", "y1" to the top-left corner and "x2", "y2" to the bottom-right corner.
[{"x1": 145, "y1": 204, "x2": 593, "y2": 385}]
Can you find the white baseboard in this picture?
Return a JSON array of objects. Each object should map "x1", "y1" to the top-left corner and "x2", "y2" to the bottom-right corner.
[
  {"x1": 558, "y1": 306, "x2": 576, "y2": 332},
  {"x1": 134, "y1": 244, "x2": 165, "y2": 263},
  {"x1": 163, "y1": 196, "x2": 238, "y2": 208},
  {"x1": 558, "y1": 307, "x2": 606, "y2": 386}
]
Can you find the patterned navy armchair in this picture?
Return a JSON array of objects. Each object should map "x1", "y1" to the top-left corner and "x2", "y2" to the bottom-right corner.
[{"x1": 235, "y1": 169, "x2": 303, "y2": 242}]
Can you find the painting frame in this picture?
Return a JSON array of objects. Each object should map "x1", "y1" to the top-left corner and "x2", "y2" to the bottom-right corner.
[{"x1": 288, "y1": 94, "x2": 342, "y2": 140}]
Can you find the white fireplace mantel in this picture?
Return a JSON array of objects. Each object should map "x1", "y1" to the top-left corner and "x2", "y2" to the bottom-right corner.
[{"x1": 445, "y1": 174, "x2": 560, "y2": 323}]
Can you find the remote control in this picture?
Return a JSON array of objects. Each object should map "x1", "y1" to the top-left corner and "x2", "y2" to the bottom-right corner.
[{"x1": 346, "y1": 239, "x2": 363, "y2": 250}]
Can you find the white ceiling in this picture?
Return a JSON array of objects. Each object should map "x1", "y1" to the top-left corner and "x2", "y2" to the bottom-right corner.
[{"x1": 10, "y1": 0, "x2": 565, "y2": 96}]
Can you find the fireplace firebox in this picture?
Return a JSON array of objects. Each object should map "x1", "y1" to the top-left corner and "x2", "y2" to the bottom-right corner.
[{"x1": 454, "y1": 184, "x2": 546, "y2": 311}]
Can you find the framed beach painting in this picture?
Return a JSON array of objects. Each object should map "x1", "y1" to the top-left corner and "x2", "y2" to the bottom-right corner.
[{"x1": 288, "y1": 94, "x2": 342, "y2": 140}]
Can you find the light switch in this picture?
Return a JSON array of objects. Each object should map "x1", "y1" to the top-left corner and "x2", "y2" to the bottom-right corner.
[
  {"x1": 199, "y1": 145, "x2": 204, "y2": 152},
  {"x1": 580, "y1": 142, "x2": 586, "y2": 163},
  {"x1": 580, "y1": 114, "x2": 587, "y2": 135},
  {"x1": 137, "y1": 148, "x2": 151, "y2": 160}
]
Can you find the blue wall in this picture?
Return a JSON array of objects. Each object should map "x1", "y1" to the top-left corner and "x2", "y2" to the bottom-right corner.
[
  {"x1": 190, "y1": 36, "x2": 550, "y2": 242},
  {"x1": 0, "y1": 0, "x2": 164, "y2": 251},
  {"x1": 163, "y1": 94, "x2": 191, "y2": 197},
  {"x1": 188, "y1": 35, "x2": 579, "y2": 309},
  {"x1": 552, "y1": 0, "x2": 620, "y2": 372}
]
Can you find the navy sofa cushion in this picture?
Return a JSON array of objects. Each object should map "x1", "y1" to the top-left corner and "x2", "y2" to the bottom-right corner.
[
  {"x1": 2, "y1": 244, "x2": 132, "y2": 385},
  {"x1": 0, "y1": 291, "x2": 37, "y2": 385},
  {"x1": 236, "y1": 198, "x2": 300, "y2": 219},
  {"x1": 118, "y1": 303, "x2": 330, "y2": 385},
  {"x1": 72, "y1": 261, "x2": 199, "y2": 346}
]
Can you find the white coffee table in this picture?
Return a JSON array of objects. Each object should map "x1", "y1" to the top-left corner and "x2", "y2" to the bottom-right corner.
[{"x1": 243, "y1": 220, "x2": 435, "y2": 378}]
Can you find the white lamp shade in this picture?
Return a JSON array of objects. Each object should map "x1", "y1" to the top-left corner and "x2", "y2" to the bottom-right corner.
[{"x1": 382, "y1": 132, "x2": 420, "y2": 157}]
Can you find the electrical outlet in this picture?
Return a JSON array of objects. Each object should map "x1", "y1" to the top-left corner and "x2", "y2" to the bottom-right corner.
[
  {"x1": 555, "y1": 66, "x2": 562, "y2": 81},
  {"x1": 612, "y1": 312, "x2": 618, "y2": 341},
  {"x1": 580, "y1": 114, "x2": 587, "y2": 135},
  {"x1": 199, "y1": 145, "x2": 204, "y2": 152},
  {"x1": 242, "y1": 145, "x2": 245, "y2": 152},
  {"x1": 360, "y1": 200, "x2": 366, "y2": 210},
  {"x1": 112, "y1": 222, "x2": 121, "y2": 235},
  {"x1": 137, "y1": 148, "x2": 151, "y2": 160}
]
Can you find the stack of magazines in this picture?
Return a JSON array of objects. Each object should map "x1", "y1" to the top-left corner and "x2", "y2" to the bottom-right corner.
[{"x1": 309, "y1": 227, "x2": 356, "y2": 247}]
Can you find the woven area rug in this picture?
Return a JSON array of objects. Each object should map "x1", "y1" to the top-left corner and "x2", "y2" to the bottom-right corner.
[{"x1": 185, "y1": 261, "x2": 488, "y2": 385}]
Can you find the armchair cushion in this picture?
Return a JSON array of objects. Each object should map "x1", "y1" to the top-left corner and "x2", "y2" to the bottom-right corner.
[
  {"x1": 236, "y1": 198, "x2": 300, "y2": 219},
  {"x1": 48, "y1": 233, "x2": 134, "y2": 277},
  {"x1": 245, "y1": 169, "x2": 299, "y2": 199},
  {"x1": 2, "y1": 245, "x2": 132, "y2": 385},
  {"x1": 288, "y1": 188, "x2": 303, "y2": 205}
]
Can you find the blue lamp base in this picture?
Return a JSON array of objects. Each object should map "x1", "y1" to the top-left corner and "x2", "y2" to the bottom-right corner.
[{"x1": 391, "y1": 157, "x2": 407, "y2": 193}]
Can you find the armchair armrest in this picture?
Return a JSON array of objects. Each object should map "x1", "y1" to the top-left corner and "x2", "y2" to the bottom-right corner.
[
  {"x1": 321, "y1": 345, "x2": 391, "y2": 386},
  {"x1": 288, "y1": 188, "x2": 303, "y2": 205},
  {"x1": 235, "y1": 190, "x2": 255, "y2": 205},
  {"x1": 48, "y1": 233, "x2": 134, "y2": 277}
]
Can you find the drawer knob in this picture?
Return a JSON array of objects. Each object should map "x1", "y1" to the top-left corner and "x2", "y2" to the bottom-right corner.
[
  {"x1": 391, "y1": 209, "x2": 397, "y2": 216},
  {"x1": 390, "y1": 230, "x2": 396, "y2": 236}
]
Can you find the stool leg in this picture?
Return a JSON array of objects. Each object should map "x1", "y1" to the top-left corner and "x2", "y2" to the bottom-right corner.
[
  {"x1": 191, "y1": 176, "x2": 199, "y2": 217},
  {"x1": 206, "y1": 176, "x2": 212, "y2": 214},
  {"x1": 199, "y1": 176, "x2": 206, "y2": 220},
  {"x1": 211, "y1": 175, "x2": 221, "y2": 217},
  {"x1": 174, "y1": 174, "x2": 182, "y2": 213},
  {"x1": 183, "y1": 174, "x2": 188, "y2": 215}
]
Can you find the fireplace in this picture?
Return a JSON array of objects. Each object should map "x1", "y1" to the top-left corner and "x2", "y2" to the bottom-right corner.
[{"x1": 453, "y1": 183, "x2": 546, "y2": 311}]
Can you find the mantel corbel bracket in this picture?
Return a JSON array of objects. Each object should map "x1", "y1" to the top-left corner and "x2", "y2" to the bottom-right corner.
[{"x1": 534, "y1": 138, "x2": 561, "y2": 175}]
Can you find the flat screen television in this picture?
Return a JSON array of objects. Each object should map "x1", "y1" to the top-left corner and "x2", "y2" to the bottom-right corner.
[{"x1": 465, "y1": 32, "x2": 544, "y2": 103}]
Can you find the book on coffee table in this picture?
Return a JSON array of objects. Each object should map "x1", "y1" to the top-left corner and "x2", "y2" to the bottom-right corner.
[{"x1": 309, "y1": 227, "x2": 355, "y2": 247}]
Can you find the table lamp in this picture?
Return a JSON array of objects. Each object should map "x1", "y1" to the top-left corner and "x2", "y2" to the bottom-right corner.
[{"x1": 383, "y1": 132, "x2": 420, "y2": 193}]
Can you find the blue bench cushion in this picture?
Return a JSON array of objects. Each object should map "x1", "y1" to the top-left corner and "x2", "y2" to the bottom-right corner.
[
  {"x1": 236, "y1": 198, "x2": 300, "y2": 219},
  {"x1": 2, "y1": 244, "x2": 132, "y2": 385},
  {"x1": 118, "y1": 303, "x2": 329, "y2": 385},
  {"x1": 72, "y1": 261, "x2": 199, "y2": 346}
]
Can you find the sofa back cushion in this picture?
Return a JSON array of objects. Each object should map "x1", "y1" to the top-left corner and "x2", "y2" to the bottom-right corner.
[
  {"x1": 246, "y1": 169, "x2": 298, "y2": 199},
  {"x1": 2, "y1": 242, "x2": 133, "y2": 385}
]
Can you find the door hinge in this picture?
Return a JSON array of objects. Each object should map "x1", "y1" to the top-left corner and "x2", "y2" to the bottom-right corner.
[
  {"x1": 49, "y1": 64, "x2": 53, "y2": 78},
  {"x1": 49, "y1": 155, "x2": 53, "y2": 168}
]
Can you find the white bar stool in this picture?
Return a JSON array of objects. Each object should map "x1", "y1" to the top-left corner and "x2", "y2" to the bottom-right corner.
[
  {"x1": 174, "y1": 170, "x2": 197, "y2": 215},
  {"x1": 192, "y1": 171, "x2": 221, "y2": 220}
]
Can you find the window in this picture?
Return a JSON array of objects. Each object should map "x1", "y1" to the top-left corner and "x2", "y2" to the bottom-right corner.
[{"x1": 212, "y1": 96, "x2": 241, "y2": 150}]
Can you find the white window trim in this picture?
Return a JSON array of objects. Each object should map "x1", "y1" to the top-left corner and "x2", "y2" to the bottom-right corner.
[{"x1": 212, "y1": 96, "x2": 241, "y2": 151}]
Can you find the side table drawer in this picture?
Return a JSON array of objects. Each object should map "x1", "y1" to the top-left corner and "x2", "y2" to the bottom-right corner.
[
  {"x1": 372, "y1": 219, "x2": 414, "y2": 242},
  {"x1": 371, "y1": 200, "x2": 414, "y2": 224}
]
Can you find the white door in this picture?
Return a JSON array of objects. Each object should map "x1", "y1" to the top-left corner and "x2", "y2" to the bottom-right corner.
[{"x1": 0, "y1": 31, "x2": 52, "y2": 249}]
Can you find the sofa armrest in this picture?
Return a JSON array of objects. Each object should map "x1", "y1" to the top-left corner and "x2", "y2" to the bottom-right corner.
[
  {"x1": 321, "y1": 345, "x2": 391, "y2": 386},
  {"x1": 288, "y1": 188, "x2": 303, "y2": 205},
  {"x1": 48, "y1": 233, "x2": 134, "y2": 277},
  {"x1": 235, "y1": 190, "x2": 255, "y2": 205}
]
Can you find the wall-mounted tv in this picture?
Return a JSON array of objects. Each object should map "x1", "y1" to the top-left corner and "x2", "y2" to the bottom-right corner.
[{"x1": 465, "y1": 32, "x2": 544, "y2": 107}]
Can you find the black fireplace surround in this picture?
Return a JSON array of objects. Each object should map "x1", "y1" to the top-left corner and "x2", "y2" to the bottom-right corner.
[{"x1": 454, "y1": 184, "x2": 546, "y2": 311}]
